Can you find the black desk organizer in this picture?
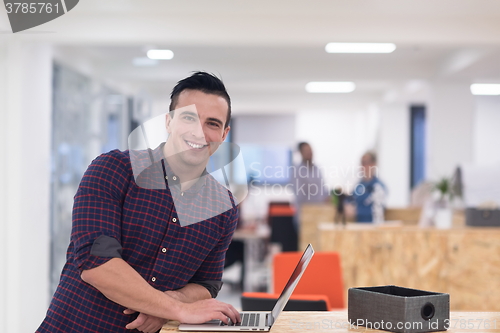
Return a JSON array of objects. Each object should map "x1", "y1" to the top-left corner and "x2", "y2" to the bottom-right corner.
[
  {"x1": 466, "y1": 208, "x2": 500, "y2": 227},
  {"x1": 348, "y1": 285, "x2": 449, "y2": 333}
]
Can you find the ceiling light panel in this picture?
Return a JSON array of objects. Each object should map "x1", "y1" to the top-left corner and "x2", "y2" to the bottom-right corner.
[
  {"x1": 305, "y1": 81, "x2": 356, "y2": 93},
  {"x1": 147, "y1": 49, "x2": 174, "y2": 60},
  {"x1": 325, "y1": 43, "x2": 396, "y2": 54},
  {"x1": 470, "y1": 83, "x2": 500, "y2": 95}
]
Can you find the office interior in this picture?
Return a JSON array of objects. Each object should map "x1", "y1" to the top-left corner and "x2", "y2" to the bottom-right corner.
[{"x1": 2, "y1": 1, "x2": 500, "y2": 332}]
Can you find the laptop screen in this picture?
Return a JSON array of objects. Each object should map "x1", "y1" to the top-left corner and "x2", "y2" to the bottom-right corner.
[{"x1": 270, "y1": 244, "x2": 315, "y2": 321}]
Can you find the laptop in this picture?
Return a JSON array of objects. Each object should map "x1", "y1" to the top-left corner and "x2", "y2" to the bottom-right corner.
[{"x1": 179, "y1": 244, "x2": 315, "y2": 331}]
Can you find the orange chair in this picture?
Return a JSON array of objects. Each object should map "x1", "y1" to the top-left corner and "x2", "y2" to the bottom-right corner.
[
  {"x1": 268, "y1": 203, "x2": 295, "y2": 217},
  {"x1": 273, "y1": 251, "x2": 344, "y2": 310},
  {"x1": 241, "y1": 251, "x2": 344, "y2": 311}
]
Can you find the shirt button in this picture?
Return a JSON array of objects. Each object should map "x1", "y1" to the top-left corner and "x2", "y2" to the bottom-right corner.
[
  {"x1": 165, "y1": 176, "x2": 168, "y2": 180},
  {"x1": 173, "y1": 176, "x2": 177, "y2": 181},
  {"x1": 151, "y1": 277, "x2": 156, "y2": 282},
  {"x1": 181, "y1": 192, "x2": 184, "y2": 196},
  {"x1": 161, "y1": 248, "x2": 167, "y2": 253},
  {"x1": 172, "y1": 217, "x2": 177, "y2": 223}
]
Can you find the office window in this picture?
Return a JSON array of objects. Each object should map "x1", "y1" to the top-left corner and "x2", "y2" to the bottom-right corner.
[
  {"x1": 230, "y1": 115, "x2": 295, "y2": 185},
  {"x1": 410, "y1": 105, "x2": 426, "y2": 189},
  {"x1": 50, "y1": 63, "x2": 126, "y2": 294},
  {"x1": 233, "y1": 144, "x2": 293, "y2": 185}
]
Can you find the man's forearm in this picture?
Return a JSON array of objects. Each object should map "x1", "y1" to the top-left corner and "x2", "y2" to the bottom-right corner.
[
  {"x1": 80, "y1": 257, "x2": 240, "y2": 325},
  {"x1": 81, "y1": 257, "x2": 182, "y2": 320},
  {"x1": 166, "y1": 283, "x2": 212, "y2": 303}
]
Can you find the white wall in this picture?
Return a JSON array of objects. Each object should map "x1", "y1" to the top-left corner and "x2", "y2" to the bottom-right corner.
[
  {"x1": 474, "y1": 96, "x2": 500, "y2": 166},
  {"x1": 234, "y1": 114, "x2": 295, "y2": 145},
  {"x1": 0, "y1": 40, "x2": 52, "y2": 332},
  {"x1": 427, "y1": 82, "x2": 475, "y2": 180},
  {"x1": 378, "y1": 102, "x2": 410, "y2": 207}
]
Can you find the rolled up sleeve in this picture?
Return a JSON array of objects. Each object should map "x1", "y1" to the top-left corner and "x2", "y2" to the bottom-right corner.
[
  {"x1": 190, "y1": 280, "x2": 224, "y2": 298},
  {"x1": 71, "y1": 151, "x2": 130, "y2": 273}
]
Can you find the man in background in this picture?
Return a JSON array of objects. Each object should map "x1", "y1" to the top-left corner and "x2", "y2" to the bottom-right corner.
[{"x1": 291, "y1": 142, "x2": 330, "y2": 231}]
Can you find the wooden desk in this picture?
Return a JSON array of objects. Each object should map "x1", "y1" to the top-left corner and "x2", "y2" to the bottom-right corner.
[
  {"x1": 299, "y1": 204, "x2": 426, "y2": 250},
  {"x1": 299, "y1": 204, "x2": 336, "y2": 250},
  {"x1": 161, "y1": 311, "x2": 500, "y2": 332},
  {"x1": 318, "y1": 224, "x2": 500, "y2": 311},
  {"x1": 385, "y1": 207, "x2": 421, "y2": 225}
]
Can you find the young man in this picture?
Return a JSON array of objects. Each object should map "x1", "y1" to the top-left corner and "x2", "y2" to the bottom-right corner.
[
  {"x1": 37, "y1": 72, "x2": 241, "y2": 333},
  {"x1": 291, "y1": 142, "x2": 330, "y2": 231}
]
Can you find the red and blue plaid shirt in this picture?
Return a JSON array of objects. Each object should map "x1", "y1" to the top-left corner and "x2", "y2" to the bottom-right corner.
[{"x1": 37, "y1": 144, "x2": 239, "y2": 332}]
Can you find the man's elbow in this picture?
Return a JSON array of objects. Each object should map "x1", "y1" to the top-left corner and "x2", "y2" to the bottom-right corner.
[
  {"x1": 80, "y1": 258, "x2": 120, "y2": 288},
  {"x1": 80, "y1": 267, "x2": 99, "y2": 286},
  {"x1": 81, "y1": 269, "x2": 91, "y2": 284}
]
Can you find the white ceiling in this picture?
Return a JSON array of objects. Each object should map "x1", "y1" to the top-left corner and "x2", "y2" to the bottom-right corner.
[{"x1": 2, "y1": 0, "x2": 500, "y2": 113}]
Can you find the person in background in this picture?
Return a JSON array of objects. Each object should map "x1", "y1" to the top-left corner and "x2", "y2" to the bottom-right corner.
[
  {"x1": 349, "y1": 151, "x2": 387, "y2": 223},
  {"x1": 291, "y1": 142, "x2": 330, "y2": 231}
]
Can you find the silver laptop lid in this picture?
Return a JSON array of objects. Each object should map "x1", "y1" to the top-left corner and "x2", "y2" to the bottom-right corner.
[{"x1": 270, "y1": 244, "x2": 315, "y2": 323}]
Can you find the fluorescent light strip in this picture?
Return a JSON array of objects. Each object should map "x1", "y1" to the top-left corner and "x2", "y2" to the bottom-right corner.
[
  {"x1": 147, "y1": 49, "x2": 174, "y2": 60},
  {"x1": 470, "y1": 83, "x2": 500, "y2": 96},
  {"x1": 306, "y1": 82, "x2": 356, "y2": 93},
  {"x1": 325, "y1": 43, "x2": 396, "y2": 54}
]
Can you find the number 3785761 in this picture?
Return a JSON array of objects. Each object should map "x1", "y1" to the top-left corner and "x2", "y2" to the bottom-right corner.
[
  {"x1": 444, "y1": 318, "x2": 497, "y2": 330},
  {"x1": 5, "y1": 2, "x2": 60, "y2": 14}
]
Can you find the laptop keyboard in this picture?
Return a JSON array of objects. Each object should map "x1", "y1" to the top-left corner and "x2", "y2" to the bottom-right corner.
[{"x1": 220, "y1": 313, "x2": 257, "y2": 326}]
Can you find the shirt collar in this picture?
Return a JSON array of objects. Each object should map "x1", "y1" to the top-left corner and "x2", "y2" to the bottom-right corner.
[{"x1": 152, "y1": 143, "x2": 208, "y2": 193}]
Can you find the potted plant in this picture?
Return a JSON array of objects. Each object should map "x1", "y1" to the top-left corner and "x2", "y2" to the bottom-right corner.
[{"x1": 433, "y1": 177, "x2": 453, "y2": 228}]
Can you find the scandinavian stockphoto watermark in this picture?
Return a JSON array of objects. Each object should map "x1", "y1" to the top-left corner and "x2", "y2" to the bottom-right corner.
[
  {"x1": 248, "y1": 162, "x2": 378, "y2": 199},
  {"x1": 3, "y1": 0, "x2": 79, "y2": 33}
]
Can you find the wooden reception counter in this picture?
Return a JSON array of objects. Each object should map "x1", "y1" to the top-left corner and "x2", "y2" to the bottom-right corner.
[
  {"x1": 317, "y1": 223, "x2": 500, "y2": 311},
  {"x1": 299, "y1": 204, "x2": 424, "y2": 250},
  {"x1": 161, "y1": 311, "x2": 500, "y2": 332}
]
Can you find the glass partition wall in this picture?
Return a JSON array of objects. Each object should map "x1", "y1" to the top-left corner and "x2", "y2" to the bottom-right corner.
[{"x1": 50, "y1": 63, "x2": 127, "y2": 294}]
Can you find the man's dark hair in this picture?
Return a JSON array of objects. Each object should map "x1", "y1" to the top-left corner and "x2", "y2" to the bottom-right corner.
[
  {"x1": 169, "y1": 71, "x2": 231, "y2": 128},
  {"x1": 298, "y1": 142, "x2": 309, "y2": 151}
]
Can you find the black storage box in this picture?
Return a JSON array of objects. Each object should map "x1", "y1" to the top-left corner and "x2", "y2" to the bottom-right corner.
[
  {"x1": 466, "y1": 208, "x2": 500, "y2": 227},
  {"x1": 348, "y1": 285, "x2": 449, "y2": 333}
]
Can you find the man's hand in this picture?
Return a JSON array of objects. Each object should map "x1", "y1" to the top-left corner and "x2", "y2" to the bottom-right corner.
[
  {"x1": 124, "y1": 309, "x2": 167, "y2": 333},
  {"x1": 177, "y1": 298, "x2": 241, "y2": 325}
]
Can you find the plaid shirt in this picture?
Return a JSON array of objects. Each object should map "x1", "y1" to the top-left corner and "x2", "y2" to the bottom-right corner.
[{"x1": 37, "y1": 144, "x2": 238, "y2": 332}]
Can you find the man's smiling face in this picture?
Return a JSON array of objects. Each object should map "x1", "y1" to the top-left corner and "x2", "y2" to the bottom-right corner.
[{"x1": 165, "y1": 89, "x2": 230, "y2": 169}]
